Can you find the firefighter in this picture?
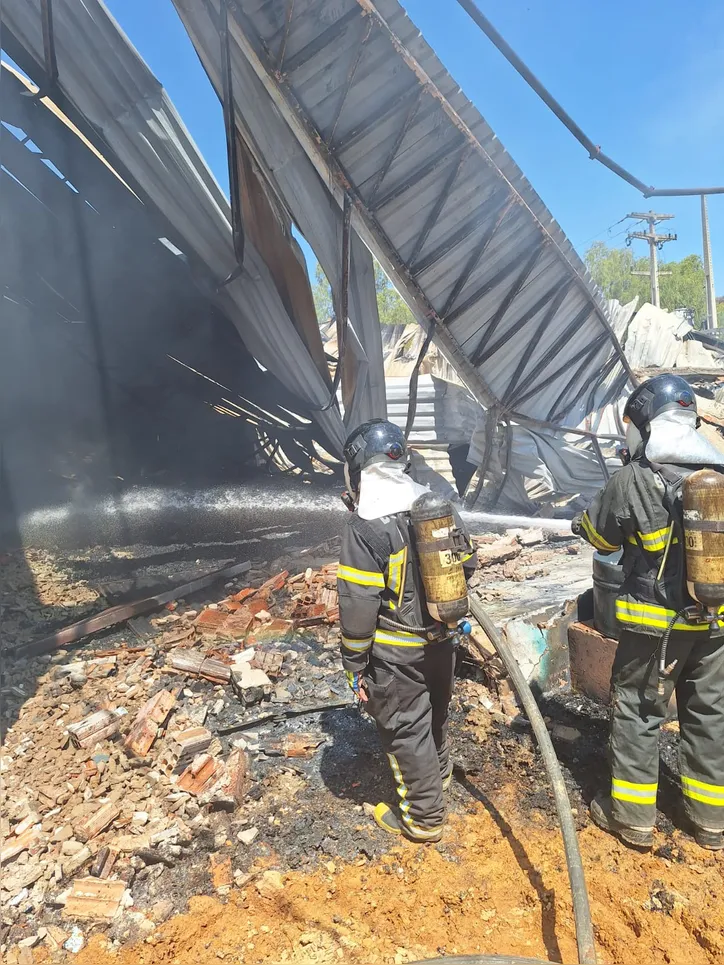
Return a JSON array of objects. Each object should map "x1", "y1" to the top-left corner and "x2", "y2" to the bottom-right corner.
[
  {"x1": 573, "y1": 374, "x2": 724, "y2": 851},
  {"x1": 338, "y1": 419, "x2": 476, "y2": 842}
]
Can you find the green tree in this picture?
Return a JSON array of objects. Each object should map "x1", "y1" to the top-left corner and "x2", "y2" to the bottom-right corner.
[
  {"x1": 585, "y1": 242, "x2": 709, "y2": 328},
  {"x1": 374, "y1": 262, "x2": 416, "y2": 327},
  {"x1": 311, "y1": 263, "x2": 334, "y2": 323},
  {"x1": 311, "y1": 260, "x2": 415, "y2": 326}
]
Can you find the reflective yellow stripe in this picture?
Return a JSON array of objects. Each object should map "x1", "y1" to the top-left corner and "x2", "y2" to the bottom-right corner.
[
  {"x1": 403, "y1": 818, "x2": 443, "y2": 840},
  {"x1": 627, "y1": 533, "x2": 679, "y2": 549},
  {"x1": 581, "y1": 512, "x2": 619, "y2": 552},
  {"x1": 388, "y1": 754, "x2": 409, "y2": 808},
  {"x1": 612, "y1": 778, "x2": 657, "y2": 791},
  {"x1": 388, "y1": 755, "x2": 442, "y2": 839},
  {"x1": 341, "y1": 634, "x2": 373, "y2": 652},
  {"x1": 387, "y1": 548, "x2": 407, "y2": 606},
  {"x1": 616, "y1": 599, "x2": 721, "y2": 631},
  {"x1": 636, "y1": 525, "x2": 673, "y2": 552},
  {"x1": 682, "y1": 788, "x2": 724, "y2": 806},
  {"x1": 682, "y1": 776, "x2": 724, "y2": 806},
  {"x1": 612, "y1": 778, "x2": 657, "y2": 805},
  {"x1": 682, "y1": 775, "x2": 724, "y2": 794},
  {"x1": 374, "y1": 629, "x2": 426, "y2": 648},
  {"x1": 337, "y1": 565, "x2": 385, "y2": 588}
]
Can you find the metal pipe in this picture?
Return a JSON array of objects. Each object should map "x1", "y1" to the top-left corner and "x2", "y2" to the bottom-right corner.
[
  {"x1": 219, "y1": 0, "x2": 245, "y2": 279},
  {"x1": 468, "y1": 594, "x2": 597, "y2": 965},
  {"x1": 454, "y1": 0, "x2": 724, "y2": 199},
  {"x1": 322, "y1": 194, "x2": 352, "y2": 410}
]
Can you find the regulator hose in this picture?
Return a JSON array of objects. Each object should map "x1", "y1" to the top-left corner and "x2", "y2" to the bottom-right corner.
[
  {"x1": 468, "y1": 594, "x2": 597, "y2": 965},
  {"x1": 657, "y1": 609, "x2": 683, "y2": 697},
  {"x1": 378, "y1": 613, "x2": 436, "y2": 636}
]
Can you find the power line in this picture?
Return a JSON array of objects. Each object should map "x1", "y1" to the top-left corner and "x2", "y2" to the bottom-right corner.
[{"x1": 625, "y1": 212, "x2": 677, "y2": 308}]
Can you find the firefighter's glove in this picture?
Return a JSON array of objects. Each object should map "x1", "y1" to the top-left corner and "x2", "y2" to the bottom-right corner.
[{"x1": 345, "y1": 671, "x2": 368, "y2": 702}]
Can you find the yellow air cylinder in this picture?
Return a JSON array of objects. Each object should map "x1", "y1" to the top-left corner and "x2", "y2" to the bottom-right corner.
[
  {"x1": 410, "y1": 492, "x2": 469, "y2": 626},
  {"x1": 683, "y1": 469, "x2": 724, "y2": 617}
]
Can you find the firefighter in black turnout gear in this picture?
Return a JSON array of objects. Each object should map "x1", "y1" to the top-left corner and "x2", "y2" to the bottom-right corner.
[
  {"x1": 338, "y1": 420, "x2": 476, "y2": 842},
  {"x1": 574, "y1": 374, "x2": 724, "y2": 851}
]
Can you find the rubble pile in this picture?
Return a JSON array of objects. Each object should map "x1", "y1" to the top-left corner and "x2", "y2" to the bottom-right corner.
[
  {"x1": 0, "y1": 562, "x2": 347, "y2": 954},
  {"x1": 0, "y1": 527, "x2": 579, "y2": 958}
]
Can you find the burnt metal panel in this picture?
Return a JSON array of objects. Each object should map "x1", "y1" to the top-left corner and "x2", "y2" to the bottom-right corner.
[{"x1": 172, "y1": 0, "x2": 634, "y2": 434}]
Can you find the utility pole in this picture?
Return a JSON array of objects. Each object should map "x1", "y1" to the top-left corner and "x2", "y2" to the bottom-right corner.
[
  {"x1": 701, "y1": 195, "x2": 717, "y2": 330},
  {"x1": 626, "y1": 211, "x2": 677, "y2": 308}
]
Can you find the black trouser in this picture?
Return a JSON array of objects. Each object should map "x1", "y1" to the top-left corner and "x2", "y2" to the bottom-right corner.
[
  {"x1": 610, "y1": 627, "x2": 724, "y2": 829},
  {"x1": 364, "y1": 641, "x2": 455, "y2": 840}
]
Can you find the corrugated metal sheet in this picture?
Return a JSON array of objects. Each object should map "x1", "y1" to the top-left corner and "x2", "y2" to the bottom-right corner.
[{"x1": 173, "y1": 0, "x2": 634, "y2": 435}]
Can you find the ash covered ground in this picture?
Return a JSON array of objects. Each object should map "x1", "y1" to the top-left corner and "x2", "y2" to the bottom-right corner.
[{"x1": 2, "y1": 501, "x2": 720, "y2": 964}]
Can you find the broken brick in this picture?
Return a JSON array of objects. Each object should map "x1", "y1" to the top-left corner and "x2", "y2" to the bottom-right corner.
[
  {"x1": 251, "y1": 651, "x2": 284, "y2": 678},
  {"x1": 124, "y1": 689, "x2": 176, "y2": 758},
  {"x1": 218, "y1": 608, "x2": 255, "y2": 639},
  {"x1": 75, "y1": 802, "x2": 120, "y2": 843},
  {"x1": 177, "y1": 754, "x2": 223, "y2": 796},
  {"x1": 63, "y1": 877, "x2": 126, "y2": 920},
  {"x1": 67, "y1": 710, "x2": 122, "y2": 749},
  {"x1": 257, "y1": 570, "x2": 289, "y2": 595},
  {"x1": 194, "y1": 609, "x2": 228, "y2": 631},
  {"x1": 231, "y1": 587, "x2": 256, "y2": 604},
  {"x1": 159, "y1": 727, "x2": 213, "y2": 775}
]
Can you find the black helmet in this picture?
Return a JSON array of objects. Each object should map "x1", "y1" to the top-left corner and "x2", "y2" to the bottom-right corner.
[
  {"x1": 623, "y1": 374, "x2": 696, "y2": 431},
  {"x1": 343, "y1": 419, "x2": 408, "y2": 491}
]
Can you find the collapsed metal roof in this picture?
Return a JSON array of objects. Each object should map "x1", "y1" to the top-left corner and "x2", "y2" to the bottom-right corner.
[{"x1": 173, "y1": 0, "x2": 635, "y2": 434}]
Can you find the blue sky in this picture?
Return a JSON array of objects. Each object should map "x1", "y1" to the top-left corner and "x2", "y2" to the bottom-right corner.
[{"x1": 104, "y1": 0, "x2": 724, "y2": 292}]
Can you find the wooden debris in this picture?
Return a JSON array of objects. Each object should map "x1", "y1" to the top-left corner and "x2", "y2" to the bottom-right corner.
[
  {"x1": 9, "y1": 560, "x2": 251, "y2": 658},
  {"x1": 167, "y1": 650, "x2": 231, "y2": 683},
  {"x1": 63, "y1": 877, "x2": 126, "y2": 920},
  {"x1": 265, "y1": 733, "x2": 326, "y2": 759},
  {"x1": 67, "y1": 710, "x2": 122, "y2": 749},
  {"x1": 124, "y1": 689, "x2": 176, "y2": 758},
  {"x1": 177, "y1": 754, "x2": 223, "y2": 796},
  {"x1": 75, "y1": 802, "x2": 120, "y2": 843},
  {"x1": 55, "y1": 656, "x2": 117, "y2": 680}
]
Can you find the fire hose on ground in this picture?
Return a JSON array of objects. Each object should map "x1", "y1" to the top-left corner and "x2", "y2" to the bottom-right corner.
[{"x1": 468, "y1": 593, "x2": 597, "y2": 965}]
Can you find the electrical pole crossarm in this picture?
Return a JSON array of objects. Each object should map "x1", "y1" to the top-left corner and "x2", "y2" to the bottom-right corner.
[{"x1": 625, "y1": 210, "x2": 676, "y2": 309}]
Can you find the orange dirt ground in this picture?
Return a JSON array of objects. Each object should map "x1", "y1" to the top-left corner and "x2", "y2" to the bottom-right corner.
[{"x1": 52, "y1": 784, "x2": 724, "y2": 965}]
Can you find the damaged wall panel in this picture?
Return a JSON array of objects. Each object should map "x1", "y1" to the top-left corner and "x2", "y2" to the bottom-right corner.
[
  {"x1": 1, "y1": 0, "x2": 348, "y2": 454},
  {"x1": 0, "y1": 63, "x2": 324, "y2": 526},
  {"x1": 171, "y1": 0, "x2": 387, "y2": 427}
]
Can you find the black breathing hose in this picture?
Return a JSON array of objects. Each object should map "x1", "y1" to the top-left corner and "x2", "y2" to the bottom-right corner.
[{"x1": 468, "y1": 594, "x2": 597, "y2": 965}]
